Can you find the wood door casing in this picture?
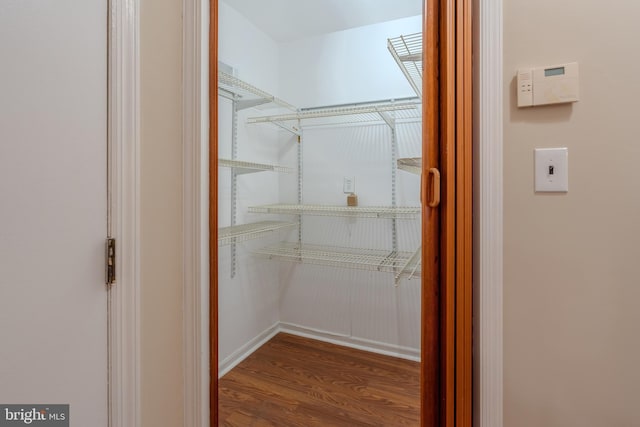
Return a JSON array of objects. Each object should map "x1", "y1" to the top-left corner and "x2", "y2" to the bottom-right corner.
[
  {"x1": 209, "y1": 0, "x2": 219, "y2": 425},
  {"x1": 208, "y1": 1, "x2": 473, "y2": 425}
]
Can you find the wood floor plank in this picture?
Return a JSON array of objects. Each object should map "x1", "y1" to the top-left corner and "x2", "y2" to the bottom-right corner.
[{"x1": 219, "y1": 333, "x2": 420, "y2": 426}]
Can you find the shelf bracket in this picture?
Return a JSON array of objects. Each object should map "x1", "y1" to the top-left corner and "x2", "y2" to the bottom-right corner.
[
  {"x1": 398, "y1": 53, "x2": 422, "y2": 62},
  {"x1": 395, "y1": 246, "x2": 422, "y2": 286},
  {"x1": 378, "y1": 111, "x2": 396, "y2": 130},
  {"x1": 273, "y1": 121, "x2": 301, "y2": 136},
  {"x1": 236, "y1": 98, "x2": 271, "y2": 111},
  {"x1": 379, "y1": 250, "x2": 398, "y2": 273}
]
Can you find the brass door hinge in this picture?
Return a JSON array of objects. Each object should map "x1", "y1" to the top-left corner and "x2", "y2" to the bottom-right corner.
[{"x1": 106, "y1": 238, "x2": 116, "y2": 285}]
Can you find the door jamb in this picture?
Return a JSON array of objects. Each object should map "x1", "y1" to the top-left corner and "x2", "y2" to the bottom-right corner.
[
  {"x1": 473, "y1": 0, "x2": 504, "y2": 426},
  {"x1": 108, "y1": 0, "x2": 142, "y2": 425},
  {"x1": 183, "y1": 0, "x2": 210, "y2": 426}
]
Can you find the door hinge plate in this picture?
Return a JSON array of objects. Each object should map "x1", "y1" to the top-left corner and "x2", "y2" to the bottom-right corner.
[{"x1": 106, "y1": 238, "x2": 116, "y2": 285}]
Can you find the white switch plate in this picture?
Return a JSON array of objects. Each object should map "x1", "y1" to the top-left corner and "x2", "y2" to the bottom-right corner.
[
  {"x1": 343, "y1": 176, "x2": 355, "y2": 193},
  {"x1": 535, "y1": 148, "x2": 568, "y2": 192}
]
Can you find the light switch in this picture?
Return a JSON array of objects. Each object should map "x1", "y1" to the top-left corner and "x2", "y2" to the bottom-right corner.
[{"x1": 535, "y1": 148, "x2": 568, "y2": 192}]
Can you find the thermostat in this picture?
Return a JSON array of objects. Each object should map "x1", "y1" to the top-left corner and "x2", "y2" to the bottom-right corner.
[{"x1": 517, "y1": 62, "x2": 579, "y2": 107}]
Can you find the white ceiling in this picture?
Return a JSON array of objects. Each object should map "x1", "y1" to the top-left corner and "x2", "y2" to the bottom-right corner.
[{"x1": 222, "y1": 0, "x2": 422, "y2": 43}]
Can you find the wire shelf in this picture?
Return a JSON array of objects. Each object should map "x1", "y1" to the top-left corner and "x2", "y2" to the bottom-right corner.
[
  {"x1": 388, "y1": 33, "x2": 423, "y2": 99},
  {"x1": 246, "y1": 99, "x2": 421, "y2": 131},
  {"x1": 395, "y1": 246, "x2": 422, "y2": 282},
  {"x1": 397, "y1": 157, "x2": 422, "y2": 175},
  {"x1": 218, "y1": 221, "x2": 299, "y2": 246},
  {"x1": 218, "y1": 159, "x2": 293, "y2": 174},
  {"x1": 218, "y1": 71, "x2": 297, "y2": 111},
  {"x1": 248, "y1": 204, "x2": 421, "y2": 219},
  {"x1": 253, "y1": 242, "x2": 422, "y2": 276}
]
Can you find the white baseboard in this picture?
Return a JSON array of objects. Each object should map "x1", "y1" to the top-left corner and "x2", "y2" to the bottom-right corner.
[
  {"x1": 279, "y1": 322, "x2": 421, "y2": 362},
  {"x1": 218, "y1": 322, "x2": 421, "y2": 377},
  {"x1": 218, "y1": 322, "x2": 280, "y2": 378}
]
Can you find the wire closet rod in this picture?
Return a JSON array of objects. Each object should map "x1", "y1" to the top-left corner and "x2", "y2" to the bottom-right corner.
[{"x1": 299, "y1": 96, "x2": 421, "y2": 112}]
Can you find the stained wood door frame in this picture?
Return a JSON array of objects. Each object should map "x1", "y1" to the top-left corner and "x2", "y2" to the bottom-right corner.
[{"x1": 205, "y1": 0, "x2": 474, "y2": 425}]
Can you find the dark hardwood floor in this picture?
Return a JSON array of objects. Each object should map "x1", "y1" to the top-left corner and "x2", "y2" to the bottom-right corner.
[{"x1": 218, "y1": 333, "x2": 420, "y2": 426}]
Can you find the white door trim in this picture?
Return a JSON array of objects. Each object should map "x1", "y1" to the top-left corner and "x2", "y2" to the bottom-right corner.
[
  {"x1": 183, "y1": 0, "x2": 210, "y2": 426},
  {"x1": 474, "y1": 0, "x2": 504, "y2": 426},
  {"x1": 108, "y1": 0, "x2": 141, "y2": 426},
  {"x1": 182, "y1": 1, "x2": 505, "y2": 426}
]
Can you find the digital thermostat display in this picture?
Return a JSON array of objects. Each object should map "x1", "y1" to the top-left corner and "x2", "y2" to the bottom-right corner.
[{"x1": 544, "y1": 67, "x2": 565, "y2": 77}]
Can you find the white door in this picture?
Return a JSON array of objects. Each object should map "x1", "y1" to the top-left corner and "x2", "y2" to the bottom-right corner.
[{"x1": 0, "y1": 1, "x2": 108, "y2": 425}]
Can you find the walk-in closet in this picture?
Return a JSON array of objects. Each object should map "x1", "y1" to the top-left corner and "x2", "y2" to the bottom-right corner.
[{"x1": 216, "y1": 1, "x2": 426, "y2": 424}]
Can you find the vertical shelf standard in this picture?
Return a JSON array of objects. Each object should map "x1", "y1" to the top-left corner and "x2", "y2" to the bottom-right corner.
[{"x1": 218, "y1": 71, "x2": 298, "y2": 278}]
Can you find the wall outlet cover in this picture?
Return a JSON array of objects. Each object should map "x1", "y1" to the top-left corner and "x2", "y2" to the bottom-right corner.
[{"x1": 343, "y1": 176, "x2": 355, "y2": 194}]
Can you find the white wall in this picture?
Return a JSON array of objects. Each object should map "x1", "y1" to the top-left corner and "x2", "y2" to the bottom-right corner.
[
  {"x1": 279, "y1": 16, "x2": 422, "y2": 107},
  {"x1": 217, "y1": 1, "x2": 288, "y2": 366},
  {"x1": 218, "y1": 1, "x2": 280, "y2": 93},
  {"x1": 504, "y1": 0, "x2": 640, "y2": 425},
  {"x1": 278, "y1": 123, "x2": 422, "y2": 354},
  {"x1": 140, "y1": 0, "x2": 184, "y2": 425}
]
